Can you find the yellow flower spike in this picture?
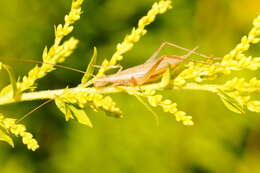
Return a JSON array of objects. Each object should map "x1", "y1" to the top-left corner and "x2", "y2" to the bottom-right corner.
[
  {"x1": 174, "y1": 111, "x2": 193, "y2": 126},
  {"x1": 18, "y1": 0, "x2": 83, "y2": 93},
  {"x1": 223, "y1": 15, "x2": 260, "y2": 62},
  {"x1": 173, "y1": 14, "x2": 260, "y2": 87},
  {"x1": 58, "y1": 91, "x2": 122, "y2": 118},
  {"x1": 10, "y1": 124, "x2": 26, "y2": 136},
  {"x1": 2, "y1": 118, "x2": 16, "y2": 129},
  {"x1": 0, "y1": 116, "x2": 39, "y2": 151},
  {"x1": 97, "y1": 0, "x2": 172, "y2": 77},
  {"x1": 247, "y1": 101, "x2": 260, "y2": 113},
  {"x1": 223, "y1": 77, "x2": 260, "y2": 93},
  {"x1": 136, "y1": 89, "x2": 193, "y2": 126},
  {"x1": 148, "y1": 95, "x2": 163, "y2": 107},
  {"x1": 21, "y1": 132, "x2": 39, "y2": 151}
]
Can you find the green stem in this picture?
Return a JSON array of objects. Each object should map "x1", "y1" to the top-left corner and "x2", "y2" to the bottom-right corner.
[{"x1": 0, "y1": 83, "x2": 219, "y2": 106}]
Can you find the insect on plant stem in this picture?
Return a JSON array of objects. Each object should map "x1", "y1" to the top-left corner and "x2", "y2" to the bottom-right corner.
[
  {"x1": 93, "y1": 45, "x2": 218, "y2": 87},
  {"x1": 1, "y1": 42, "x2": 219, "y2": 123}
]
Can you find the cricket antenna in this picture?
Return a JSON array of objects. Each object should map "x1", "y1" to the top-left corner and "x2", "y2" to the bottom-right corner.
[{"x1": 16, "y1": 99, "x2": 53, "y2": 123}]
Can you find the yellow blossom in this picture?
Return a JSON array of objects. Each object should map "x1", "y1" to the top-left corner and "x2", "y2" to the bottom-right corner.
[
  {"x1": 18, "y1": 0, "x2": 83, "y2": 93},
  {"x1": 0, "y1": 115, "x2": 39, "y2": 151},
  {"x1": 97, "y1": 0, "x2": 172, "y2": 77}
]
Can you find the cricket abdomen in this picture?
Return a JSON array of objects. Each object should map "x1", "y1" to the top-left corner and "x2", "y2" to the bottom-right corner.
[{"x1": 94, "y1": 70, "x2": 147, "y2": 87}]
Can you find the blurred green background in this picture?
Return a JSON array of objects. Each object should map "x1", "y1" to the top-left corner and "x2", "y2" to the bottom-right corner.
[{"x1": 0, "y1": 0, "x2": 260, "y2": 172}]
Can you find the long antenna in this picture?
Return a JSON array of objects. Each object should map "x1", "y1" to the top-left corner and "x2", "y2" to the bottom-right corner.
[{"x1": 16, "y1": 99, "x2": 53, "y2": 123}]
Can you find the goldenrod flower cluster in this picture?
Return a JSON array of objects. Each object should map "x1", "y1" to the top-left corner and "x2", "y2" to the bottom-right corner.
[
  {"x1": 18, "y1": 0, "x2": 83, "y2": 92},
  {"x1": 221, "y1": 77, "x2": 260, "y2": 112},
  {"x1": 58, "y1": 91, "x2": 122, "y2": 118},
  {"x1": 19, "y1": 38, "x2": 79, "y2": 91},
  {"x1": 132, "y1": 88, "x2": 193, "y2": 126},
  {"x1": 0, "y1": 114, "x2": 39, "y2": 151},
  {"x1": 173, "y1": 15, "x2": 260, "y2": 87},
  {"x1": 0, "y1": 0, "x2": 84, "y2": 150},
  {"x1": 0, "y1": 0, "x2": 259, "y2": 151},
  {"x1": 223, "y1": 15, "x2": 260, "y2": 61},
  {"x1": 223, "y1": 77, "x2": 260, "y2": 93},
  {"x1": 147, "y1": 94, "x2": 193, "y2": 126},
  {"x1": 97, "y1": 0, "x2": 172, "y2": 77},
  {"x1": 172, "y1": 15, "x2": 260, "y2": 114}
]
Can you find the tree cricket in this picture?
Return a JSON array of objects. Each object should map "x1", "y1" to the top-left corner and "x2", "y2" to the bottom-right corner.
[{"x1": 93, "y1": 42, "x2": 219, "y2": 87}]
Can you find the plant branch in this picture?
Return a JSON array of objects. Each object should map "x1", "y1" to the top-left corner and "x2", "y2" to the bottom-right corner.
[{"x1": 0, "y1": 83, "x2": 219, "y2": 106}]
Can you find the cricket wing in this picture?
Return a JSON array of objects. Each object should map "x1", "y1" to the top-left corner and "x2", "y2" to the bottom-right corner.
[{"x1": 136, "y1": 58, "x2": 164, "y2": 85}]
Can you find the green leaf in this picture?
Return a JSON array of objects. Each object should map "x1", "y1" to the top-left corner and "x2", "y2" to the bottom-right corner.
[
  {"x1": 55, "y1": 99, "x2": 93, "y2": 127},
  {"x1": 160, "y1": 64, "x2": 171, "y2": 87},
  {"x1": 81, "y1": 47, "x2": 97, "y2": 84},
  {"x1": 0, "y1": 85, "x2": 13, "y2": 98},
  {"x1": 2, "y1": 64, "x2": 18, "y2": 99},
  {"x1": 68, "y1": 105, "x2": 93, "y2": 127},
  {"x1": 0, "y1": 129, "x2": 14, "y2": 147},
  {"x1": 55, "y1": 98, "x2": 74, "y2": 121},
  {"x1": 217, "y1": 89, "x2": 245, "y2": 114}
]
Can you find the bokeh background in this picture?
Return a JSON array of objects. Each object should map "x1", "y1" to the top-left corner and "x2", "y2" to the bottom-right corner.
[{"x1": 0, "y1": 0, "x2": 260, "y2": 172}]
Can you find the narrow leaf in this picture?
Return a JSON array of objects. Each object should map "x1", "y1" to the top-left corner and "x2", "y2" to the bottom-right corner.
[
  {"x1": 217, "y1": 89, "x2": 245, "y2": 114},
  {"x1": 0, "y1": 85, "x2": 13, "y2": 98},
  {"x1": 55, "y1": 99, "x2": 92, "y2": 127},
  {"x1": 160, "y1": 64, "x2": 171, "y2": 87},
  {"x1": 55, "y1": 99, "x2": 74, "y2": 121},
  {"x1": 42, "y1": 46, "x2": 48, "y2": 61},
  {"x1": 0, "y1": 129, "x2": 14, "y2": 147},
  {"x1": 81, "y1": 47, "x2": 97, "y2": 84},
  {"x1": 2, "y1": 64, "x2": 18, "y2": 98},
  {"x1": 69, "y1": 105, "x2": 93, "y2": 127}
]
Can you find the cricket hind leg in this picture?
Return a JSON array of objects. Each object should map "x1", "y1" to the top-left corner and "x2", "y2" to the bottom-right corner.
[
  {"x1": 130, "y1": 57, "x2": 166, "y2": 86},
  {"x1": 146, "y1": 42, "x2": 220, "y2": 64},
  {"x1": 133, "y1": 47, "x2": 206, "y2": 86}
]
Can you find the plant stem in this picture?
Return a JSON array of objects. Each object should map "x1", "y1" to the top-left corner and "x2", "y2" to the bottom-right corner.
[{"x1": 0, "y1": 83, "x2": 219, "y2": 106}]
